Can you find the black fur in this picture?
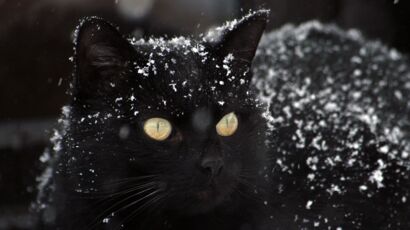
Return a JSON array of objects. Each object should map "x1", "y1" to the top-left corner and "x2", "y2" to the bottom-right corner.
[{"x1": 35, "y1": 10, "x2": 410, "y2": 230}]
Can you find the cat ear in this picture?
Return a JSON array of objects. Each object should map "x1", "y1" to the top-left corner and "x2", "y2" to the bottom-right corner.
[
  {"x1": 74, "y1": 17, "x2": 133, "y2": 93},
  {"x1": 208, "y1": 10, "x2": 269, "y2": 67}
]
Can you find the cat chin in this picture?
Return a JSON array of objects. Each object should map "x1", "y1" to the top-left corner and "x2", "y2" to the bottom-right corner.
[{"x1": 182, "y1": 193, "x2": 227, "y2": 215}]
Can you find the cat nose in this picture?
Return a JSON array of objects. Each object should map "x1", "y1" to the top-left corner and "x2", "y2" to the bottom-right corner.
[{"x1": 200, "y1": 156, "x2": 223, "y2": 177}]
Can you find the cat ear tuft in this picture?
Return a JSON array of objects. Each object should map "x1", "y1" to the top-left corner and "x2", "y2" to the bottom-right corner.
[
  {"x1": 207, "y1": 10, "x2": 269, "y2": 65},
  {"x1": 74, "y1": 17, "x2": 132, "y2": 90}
]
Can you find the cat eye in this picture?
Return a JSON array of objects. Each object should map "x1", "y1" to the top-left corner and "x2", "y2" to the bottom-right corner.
[
  {"x1": 216, "y1": 112, "x2": 238, "y2": 137},
  {"x1": 143, "y1": 118, "x2": 172, "y2": 141}
]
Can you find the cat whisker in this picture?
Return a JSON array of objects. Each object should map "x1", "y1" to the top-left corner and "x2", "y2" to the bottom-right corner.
[
  {"x1": 114, "y1": 192, "x2": 167, "y2": 230},
  {"x1": 72, "y1": 180, "x2": 159, "y2": 199},
  {"x1": 115, "y1": 188, "x2": 163, "y2": 214},
  {"x1": 100, "y1": 178, "x2": 159, "y2": 190},
  {"x1": 236, "y1": 175, "x2": 257, "y2": 189},
  {"x1": 235, "y1": 175, "x2": 266, "y2": 202},
  {"x1": 86, "y1": 183, "x2": 161, "y2": 229},
  {"x1": 98, "y1": 175, "x2": 159, "y2": 185}
]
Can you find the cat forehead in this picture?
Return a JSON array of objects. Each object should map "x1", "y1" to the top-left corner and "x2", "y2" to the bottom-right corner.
[
  {"x1": 131, "y1": 37, "x2": 210, "y2": 65},
  {"x1": 121, "y1": 41, "x2": 253, "y2": 113},
  {"x1": 130, "y1": 37, "x2": 246, "y2": 87},
  {"x1": 129, "y1": 38, "x2": 213, "y2": 83},
  {"x1": 129, "y1": 80, "x2": 222, "y2": 116},
  {"x1": 128, "y1": 38, "x2": 226, "y2": 91}
]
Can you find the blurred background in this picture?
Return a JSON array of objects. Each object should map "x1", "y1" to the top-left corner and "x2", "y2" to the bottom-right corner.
[{"x1": 0, "y1": 0, "x2": 409, "y2": 229}]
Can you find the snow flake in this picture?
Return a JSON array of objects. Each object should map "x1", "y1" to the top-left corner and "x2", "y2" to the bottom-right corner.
[
  {"x1": 369, "y1": 159, "x2": 386, "y2": 188},
  {"x1": 306, "y1": 200, "x2": 313, "y2": 209},
  {"x1": 169, "y1": 83, "x2": 177, "y2": 92}
]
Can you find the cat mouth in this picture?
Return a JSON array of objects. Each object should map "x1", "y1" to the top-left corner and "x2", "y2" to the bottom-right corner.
[
  {"x1": 194, "y1": 180, "x2": 232, "y2": 205},
  {"x1": 171, "y1": 178, "x2": 237, "y2": 215},
  {"x1": 195, "y1": 188, "x2": 217, "y2": 201},
  {"x1": 191, "y1": 188, "x2": 224, "y2": 213},
  {"x1": 195, "y1": 179, "x2": 223, "y2": 199}
]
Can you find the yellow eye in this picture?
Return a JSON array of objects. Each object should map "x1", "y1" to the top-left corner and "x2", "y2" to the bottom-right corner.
[
  {"x1": 216, "y1": 112, "x2": 238, "y2": 137},
  {"x1": 143, "y1": 118, "x2": 172, "y2": 141}
]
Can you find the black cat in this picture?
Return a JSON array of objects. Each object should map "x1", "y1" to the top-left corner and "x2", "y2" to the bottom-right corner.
[{"x1": 34, "y1": 10, "x2": 410, "y2": 230}]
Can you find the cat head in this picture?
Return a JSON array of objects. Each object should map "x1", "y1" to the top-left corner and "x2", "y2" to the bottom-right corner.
[{"x1": 64, "y1": 10, "x2": 269, "y2": 217}]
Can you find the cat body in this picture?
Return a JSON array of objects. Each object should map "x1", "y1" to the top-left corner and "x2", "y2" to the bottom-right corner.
[
  {"x1": 35, "y1": 10, "x2": 410, "y2": 230},
  {"x1": 254, "y1": 22, "x2": 410, "y2": 229}
]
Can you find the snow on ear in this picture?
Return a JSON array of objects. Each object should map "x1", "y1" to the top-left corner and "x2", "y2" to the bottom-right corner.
[
  {"x1": 208, "y1": 10, "x2": 269, "y2": 66},
  {"x1": 75, "y1": 17, "x2": 132, "y2": 86}
]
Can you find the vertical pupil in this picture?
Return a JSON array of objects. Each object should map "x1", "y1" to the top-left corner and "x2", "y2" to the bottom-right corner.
[
  {"x1": 156, "y1": 122, "x2": 160, "y2": 132},
  {"x1": 225, "y1": 117, "x2": 229, "y2": 128}
]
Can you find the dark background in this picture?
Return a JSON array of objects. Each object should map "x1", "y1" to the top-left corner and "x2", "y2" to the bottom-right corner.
[{"x1": 1, "y1": 0, "x2": 409, "y2": 229}]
